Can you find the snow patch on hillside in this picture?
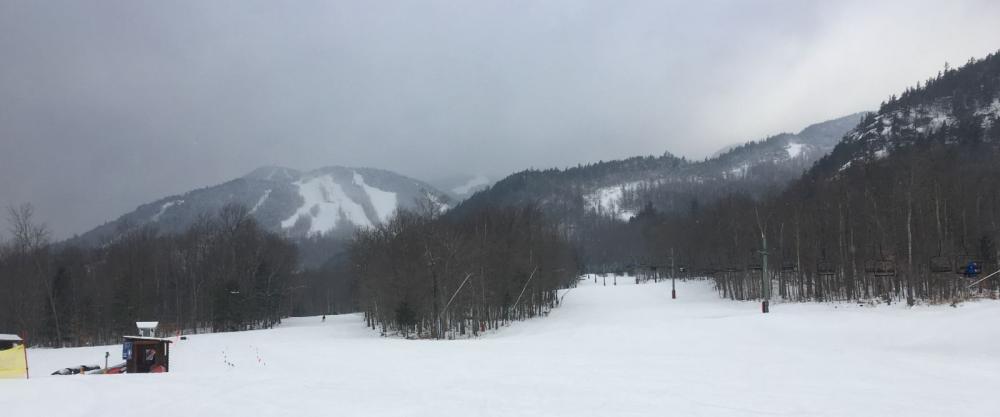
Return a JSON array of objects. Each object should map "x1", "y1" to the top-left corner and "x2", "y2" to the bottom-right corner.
[
  {"x1": 724, "y1": 161, "x2": 751, "y2": 179},
  {"x1": 353, "y1": 172, "x2": 397, "y2": 223},
  {"x1": 924, "y1": 106, "x2": 953, "y2": 130},
  {"x1": 585, "y1": 183, "x2": 640, "y2": 221},
  {"x1": 425, "y1": 191, "x2": 450, "y2": 213},
  {"x1": 249, "y1": 190, "x2": 271, "y2": 214},
  {"x1": 975, "y1": 99, "x2": 1000, "y2": 129},
  {"x1": 151, "y1": 200, "x2": 183, "y2": 222},
  {"x1": 785, "y1": 142, "x2": 805, "y2": 159},
  {"x1": 281, "y1": 175, "x2": 372, "y2": 235}
]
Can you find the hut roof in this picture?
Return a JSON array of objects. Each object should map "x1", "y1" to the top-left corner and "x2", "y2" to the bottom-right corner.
[
  {"x1": 0, "y1": 334, "x2": 22, "y2": 342},
  {"x1": 123, "y1": 336, "x2": 173, "y2": 343}
]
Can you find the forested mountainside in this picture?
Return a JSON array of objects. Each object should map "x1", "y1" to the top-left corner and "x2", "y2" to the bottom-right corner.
[
  {"x1": 809, "y1": 56, "x2": 1000, "y2": 180},
  {"x1": 454, "y1": 112, "x2": 864, "y2": 224},
  {"x1": 68, "y1": 166, "x2": 451, "y2": 247},
  {"x1": 621, "y1": 51, "x2": 1000, "y2": 305}
]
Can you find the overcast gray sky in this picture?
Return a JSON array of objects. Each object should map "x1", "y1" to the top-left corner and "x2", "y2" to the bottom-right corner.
[{"x1": 2, "y1": 0, "x2": 999, "y2": 239}]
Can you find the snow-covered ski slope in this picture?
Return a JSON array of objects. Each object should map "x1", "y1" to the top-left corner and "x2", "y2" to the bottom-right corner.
[{"x1": 3, "y1": 277, "x2": 999, "y2": 416}]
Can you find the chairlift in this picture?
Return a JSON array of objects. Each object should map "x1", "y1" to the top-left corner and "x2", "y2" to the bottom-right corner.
[
  {"x1": 709, "y1": 257, "x2": 736, "y2": 273},
  {"x1": 816, "y1": 261, "x2": 836, "y2": 276},
  {"x1": 864, "y1": 259, "x2": 896, "y2": 277},
  {"x1": 780, "y1": 260, "x2": 797, "y2": 272},
  {"x1": 954, "y1": 255, "x2": 984, "y2": 277},
  {"x1": 745, "y1": 248, "x2": 765, "y2": 272},
  {"x1": 929, "y1": 255, "x2": 953, "y2": 274},
  {"x1": 815, "y1": 248, "x2": 836, "y2": 276}
]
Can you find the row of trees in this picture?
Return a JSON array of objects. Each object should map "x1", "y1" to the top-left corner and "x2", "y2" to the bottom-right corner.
[
  {"x1": 0, "y1": 199, "x2": 578, "y2": 345},
  {"x1": 0, "y1": 203, "x2": 299, "y2": 347},
  {"x1": 596, "y1": 138, "x2": 1000, "y2": 305},
  {"x1": 352, "y1": 205, "x2": 578, "y2": 339}
]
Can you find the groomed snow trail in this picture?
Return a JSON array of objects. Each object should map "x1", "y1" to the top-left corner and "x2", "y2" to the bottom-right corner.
[{"x1": 3, "y1": 277, "x2": 999, "y2": 416}]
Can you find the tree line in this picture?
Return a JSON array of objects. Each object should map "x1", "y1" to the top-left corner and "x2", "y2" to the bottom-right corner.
[
  {"x1": 0, "y1": 199, "x2": 578, "y2": 345},
  {"x1": 352, "y1": 204, "x2": 578, "y2": 339},
  {"x1": 0, "y1": 203, "x2": 299, "y2": 346},
  {"x1": 616, "y1": 139, "x2": 1000, "y2": 305}
]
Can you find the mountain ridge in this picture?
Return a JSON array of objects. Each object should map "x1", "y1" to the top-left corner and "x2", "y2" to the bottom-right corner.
[
  {"x1": 68, "y1": 165, "x2": 452, "y2": 247},
  {"x1": 453, "y1": 112, "x2": 867, "y2": 223}
]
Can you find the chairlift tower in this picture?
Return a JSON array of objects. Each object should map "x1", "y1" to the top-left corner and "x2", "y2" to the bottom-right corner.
[
  {"x1": 670, "y1": 247, "x2": 677, "y2": 299},
  {"x1": 760, "y1": 236, "x2": 770, "y2": 314}
]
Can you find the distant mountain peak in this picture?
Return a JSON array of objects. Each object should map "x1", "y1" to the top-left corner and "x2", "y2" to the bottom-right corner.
[
  {"x1": 69, "y1": 165, "x2": 451, "y2": 246},
  {"x1": 243, "y1": 166, "x2": 301, "y2": 181}
]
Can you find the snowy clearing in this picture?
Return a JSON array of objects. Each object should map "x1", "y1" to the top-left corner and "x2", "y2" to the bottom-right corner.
[
  {"x1": 3, "y1": 277, "x2": 999, "y2": 416},
  {"x1": 785, "y1": 142, "x2": 805, "y2": 159},
  {"x1": 353, "y1": 172, "x2": 398, "y2": 223},
  {"x1": 248, "y1": 189, "x2": 271, "y2": 214},
  {"x1": 150, "y1": 200, "x2": 183, "y2": 222},
  {"x1": 584, "y1": 184, "x2": 638, "y2": 221}
]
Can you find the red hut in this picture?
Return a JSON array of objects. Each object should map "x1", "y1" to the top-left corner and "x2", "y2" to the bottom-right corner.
[{"x1": 122, "y1": 322, "x2": 171, "y2": 373}]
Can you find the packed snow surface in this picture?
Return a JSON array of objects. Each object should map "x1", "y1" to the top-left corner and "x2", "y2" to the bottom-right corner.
[{"x1": 4, "y1": 277, "x2": 999, "y2": 416}]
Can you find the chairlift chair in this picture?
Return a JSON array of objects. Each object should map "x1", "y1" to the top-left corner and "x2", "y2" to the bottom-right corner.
[
  {"x1": 816, "y1": 261, "x2": 836, "y2": 277},
  {"x1": 746, "y1": 248, "x2": 765, "y2": 272},
  {"x1": 780, "y1": 260, "x2": 797, "y2": 272},
  {"x1": 929, "y1": 255, "x2": 953, "y2": 274},
  {"x1": 954, "y1": 255, "x2": 984, "y2": 277},
  {"x1": 864, "y1": 259, "x2": 897, "y2": 277}
]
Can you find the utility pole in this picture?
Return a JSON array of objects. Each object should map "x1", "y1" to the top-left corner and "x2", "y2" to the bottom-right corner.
[{"x1": 671, "y1": 247, "x2": 677, "y2": 299}]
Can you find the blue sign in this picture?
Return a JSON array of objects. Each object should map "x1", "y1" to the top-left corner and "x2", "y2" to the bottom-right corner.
[{"x1": 122, "y1": 341, "x2": 133, "y2": 360}]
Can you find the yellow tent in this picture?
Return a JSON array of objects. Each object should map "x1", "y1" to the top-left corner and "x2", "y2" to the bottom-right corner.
[{"x1": 0, "y1": 334, "x2": 27, "y2": 379}]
